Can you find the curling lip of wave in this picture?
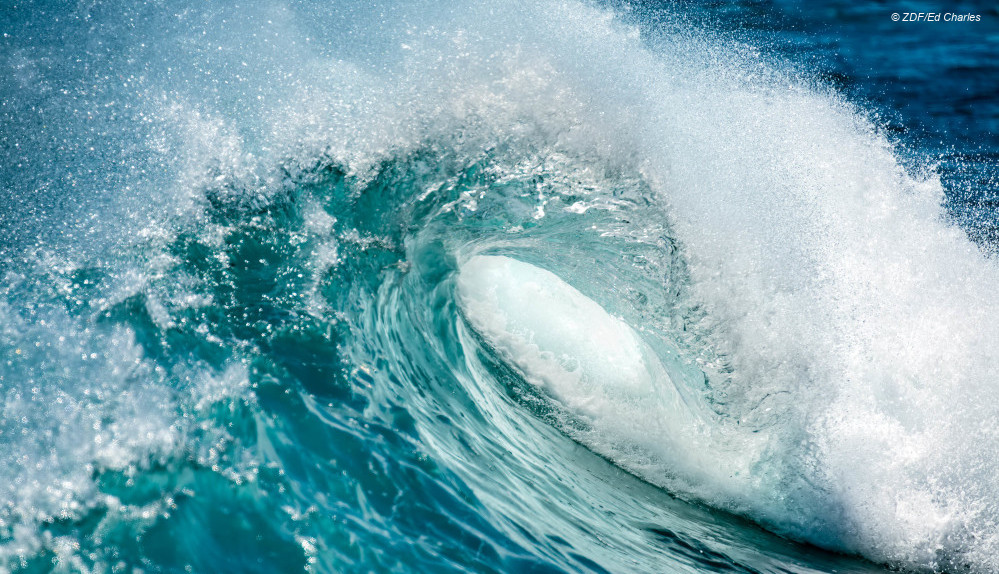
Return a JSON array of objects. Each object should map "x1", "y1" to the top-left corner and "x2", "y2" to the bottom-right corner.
[
  {"x1": 456, "y1": 254, "x2": 662, "y2": 403},
  {"x1": 454, "y1": 254, "x2": 759, "y2": 499}
]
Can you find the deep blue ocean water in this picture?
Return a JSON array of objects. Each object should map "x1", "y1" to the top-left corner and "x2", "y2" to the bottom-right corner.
[{"x1": 2, "y1": 1, "x2": 998, "y2": 572}]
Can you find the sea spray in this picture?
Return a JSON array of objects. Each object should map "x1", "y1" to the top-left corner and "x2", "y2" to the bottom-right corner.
[{"x1": 1, "y1": 0, "x2": 996, "y2": 571}]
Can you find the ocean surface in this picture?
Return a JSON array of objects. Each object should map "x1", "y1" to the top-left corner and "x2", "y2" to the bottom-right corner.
[{"x1": 2, "y1": 0, "x2": 999, "y2": 572}]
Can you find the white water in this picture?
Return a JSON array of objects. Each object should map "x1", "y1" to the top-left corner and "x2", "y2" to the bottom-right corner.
[
  {"x1": 456, "y1": 254, "x2": 763, "y2": 498},
  {"x1": 5, "y1": 0, "x2": 999, "y2": 570},
  {"x1": 422, "y1": 3, "x2": 999, "y2": 569},
  {"x1": 457, "y1": 256, "x2": 661, "y2": 406}
]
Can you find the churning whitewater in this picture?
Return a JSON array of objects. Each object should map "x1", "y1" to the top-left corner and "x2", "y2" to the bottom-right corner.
[{"x1": 2, "y1": 0, "x2": 998, "y2": 572}]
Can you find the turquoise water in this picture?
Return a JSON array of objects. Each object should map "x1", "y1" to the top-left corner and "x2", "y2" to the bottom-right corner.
[{"x1": 2, "y1": 1, "x2": 998, "y2": 572}]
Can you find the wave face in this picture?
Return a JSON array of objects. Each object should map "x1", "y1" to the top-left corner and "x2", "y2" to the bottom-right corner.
[{"x1": 2, "y1": 0, "x2": 998, "y2": 572}]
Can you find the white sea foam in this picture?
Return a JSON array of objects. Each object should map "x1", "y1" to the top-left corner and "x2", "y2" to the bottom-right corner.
[
  {"x1": 398, "y1": 2, "x2": 999, "y2": 569},
  {"x1": 5, "y1": 0, "x2": 998, "y2": 569}
]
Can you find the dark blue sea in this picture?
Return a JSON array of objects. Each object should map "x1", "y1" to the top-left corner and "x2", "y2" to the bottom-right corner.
[{"x1": 2, "y1": 1, "x2": 998, "y2": 572}]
